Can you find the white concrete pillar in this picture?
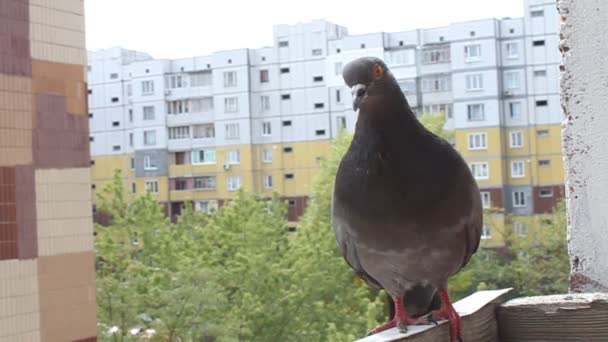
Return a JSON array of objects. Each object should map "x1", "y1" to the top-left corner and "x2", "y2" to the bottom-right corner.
[{"x1": 558, "y1": 0, "x2": 608, "y2": 292}]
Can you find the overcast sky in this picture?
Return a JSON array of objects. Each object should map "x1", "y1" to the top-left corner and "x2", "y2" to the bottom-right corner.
[{"x1": 85, "y1": 0, "x2": 523, "y2": 59}]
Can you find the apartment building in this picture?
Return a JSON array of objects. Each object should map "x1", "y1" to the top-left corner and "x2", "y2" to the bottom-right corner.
[{"x1": 89, "y1": 0, "x2": 562, "y2": 237}]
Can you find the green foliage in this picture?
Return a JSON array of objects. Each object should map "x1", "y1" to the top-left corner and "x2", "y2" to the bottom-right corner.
[{"x1": 418, "y1": 111, "x2": 454, "y2": 141}]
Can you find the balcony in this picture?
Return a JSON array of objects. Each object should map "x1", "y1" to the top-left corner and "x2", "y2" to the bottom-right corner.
[
  {"x1": 165, "y1": 86, "x2": 212, "y2": 100},
  {"x1": 167, "y1": 137, "x2": 216, "y2": 151},
  {"x1": 166, "y1": 111, "x2": 215, "y2": 127}
]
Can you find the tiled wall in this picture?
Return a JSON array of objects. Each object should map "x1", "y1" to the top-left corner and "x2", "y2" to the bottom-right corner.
[{"x1": 0, "y1": 0, "x2": 96, "y2": 341}]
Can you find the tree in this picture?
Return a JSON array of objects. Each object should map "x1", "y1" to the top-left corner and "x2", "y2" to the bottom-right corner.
[{"x1": 418, "y1": 112, "x2": 454, "y2": 142}]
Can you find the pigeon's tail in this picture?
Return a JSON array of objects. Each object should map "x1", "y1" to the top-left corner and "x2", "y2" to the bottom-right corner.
[{"x1": 387, "y1": 284, "x2": 441, "y2": 318}]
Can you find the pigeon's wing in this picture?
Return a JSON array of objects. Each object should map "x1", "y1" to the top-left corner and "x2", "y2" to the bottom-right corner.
[
  {"x1": 458, "y1": 179, "x2": 484, "y2": 270},
  {"x1": 332, "y1": 196, "x2": 383, "y2": 290}
]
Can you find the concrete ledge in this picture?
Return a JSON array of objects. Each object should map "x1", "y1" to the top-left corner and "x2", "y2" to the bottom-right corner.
[
  {"x1": 355, "y1": 288, "x2": 512, "y2": 342},
  {"x1": 497, "y1": 293, "x2": 608, "y2": 342}
]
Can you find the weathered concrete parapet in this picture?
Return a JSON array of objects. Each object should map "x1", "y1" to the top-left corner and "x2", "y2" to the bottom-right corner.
[{"x1": 558, "y1": 0, "x2": 608, "y2": 292}]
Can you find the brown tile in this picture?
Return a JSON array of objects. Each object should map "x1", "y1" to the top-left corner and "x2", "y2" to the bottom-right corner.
[
  {"x1": 0, "y1": 203, "x2": 17, "y2": 221},
  {"x1": 0, "y1": 3, "x2": 31, "y2": 77},
  {"x1": 15, "y1": 165, "x2": 37, "y2": 258},
  {"x1": 0, "y1": 241, "x2": 17, "y2": 260},
  {"x1": 38, "y1": 252, "x2": 97, "y2": 342},
  {"x1": 0, "y1": 167, "x2": 16, "y2": 185},
  {"x1": 32, "y1": 59, "x2": 85, "y2": 83},
  {"x1": 73, "y1": 338, "x2": 97, "y2": 342}
]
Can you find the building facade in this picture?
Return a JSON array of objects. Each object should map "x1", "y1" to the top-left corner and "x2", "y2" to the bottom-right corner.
[
  {"x1": 89, "y1": 0, "x2": 562, "y2": 236},
  {"x1": 0, "y1": 0, "x2": 97, "y2": 341}
]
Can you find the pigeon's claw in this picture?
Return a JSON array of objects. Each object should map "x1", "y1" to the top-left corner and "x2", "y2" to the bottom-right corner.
[
  {"x1": 368, "y1": 296, "x2": 433, "y2": 335},
  {"x1": 428, "y1": 288, "x2": 462, "y2": 342}
]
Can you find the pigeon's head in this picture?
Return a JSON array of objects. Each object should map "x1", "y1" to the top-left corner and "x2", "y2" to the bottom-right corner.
[{"x1": 342, "y1": 57, "x2": 395, "y2": 111}]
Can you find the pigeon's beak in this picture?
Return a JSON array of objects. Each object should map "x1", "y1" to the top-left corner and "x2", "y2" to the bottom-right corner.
[{"x1": 351, "y1": 84, "x2": 367, "y2": 111}]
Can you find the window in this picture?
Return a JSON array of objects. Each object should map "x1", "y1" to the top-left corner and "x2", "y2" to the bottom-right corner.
[
  {"x1": 167, "y1": 100, "x2": 189, "y2": 114},
  {"x1": 88, "y1": 89, "x2": 92, "y2": 95},
  {"x1": 509, "y1": 102, "x2": 522, "y2": 120},
  {"x1": 166, "y1": 75, "x2": 184, "y2": 89},
  {"x1": 336, "y1": 116, "x2": 347, "y2": 130},
  {"x1": 260, "y1": 69, "x2": 269, "y2": 83},
  {"x1": 262, "y1": 122, "x2": 272, "y2": 136},
  {"x1": 312, "y1": 48, "x2": 323, "y2": 56},
  {"x1": 191, "y1": 97, "x2": 213, "y2": 112},
  {"x1": 391, "y1": 50, "x2": 413, "y2": 65},
  {"x1": 262, "y1": 148, "x2": 272, "y2": 163},
  {"x1": 89, "y1": 112, "x2": 93, "y2": 118},
  {"x1": 194, "y1": 176, "x2": 216, "y2": 190},
  {"x1": 538, "y1": 159, "x2": 551, "y2": 167},
  {"x1": 264, "y1": 175, "x2": 273, "y2": 189},
  {"x1": 334, "y1": 62, "x2": 343, "y2": 76},
  {"x1": 112, "y1": 145, "x2": 121, "y2": 151},
  {"x1": 195, "y1": 200, "x2": 218, "y2": 213},
  {"x1": 513, "y1": 191, "x2": 526, "y2": 207},
  {"x1": 141, "y1": 80, "x2": 154, "y2": 95},
  {"x1": 314, "y1": 103, "x2": 325, "y2": 109},
  {"x1": 143, "y1": 130, "x2": 156, "y2": 146},
  {"x1": 421, "y1": 75, "x2": 451, "y2": 92},
  {"x1": 539, "y1": 188, "x2": 554, "y2": 198},
  {"x1": 315, "y1": 129, "x2": 326, "y2": 136},
  {"x1": 514, "y1": 222, "x2": 528, "y2": 237},
  {"x1": 481, "y1": 191, "x2": 491, "y2": 209},
  {"x1": 280, "y1": 67, "x2": 290, "y2": 74},
  {"x1": 464, "y1": 44, "x2": 481, "y2": 61},
  {"x1": 260, "y1": 96, "x2": 270, "y2": 111},
  {"x1": 282, "y1": 120, "x2": 292, "y2": 127},
  {"x1": 335, "y1": 90, "x2": 341, "y2": 103},
  {"x1": 112, "y1": 121, "x2": 120, "y2": 127},
  {"x1": 360, "y1": 43, "x2": 366, "y2": 49},
  {"x1": 143, "y1": 106, "x2": 155, "y2": 120},
  {"x1": 131, "y1": 182, "x2": 136, "y2": 194},
  {"x1": 87, "y1": 65, "x2": 92, "y2": 72},
  {"x1": 467, "y1": 133, "x2": 487, "y2": 150},
  {"x1": 127, "y1": 84, "x2": 132, "y2": 97},
  {"x1": 193, "y1": 124, "x2": 215, "y2": 139},
  {"x1": 175, "y1": 179, "x2": 187, "y2": 191},
  {"x1": 506, "y1": 42, "x2": 519, "y2": 59},
  {"x1": 168, "y1": 126, "x2": 190, "y2": 140},
  {"x1": 281, "y1": 94, "x2": 291, "y2": 100},
  {"x1": 467, "y1": 104, "x2": 485, "y2": 121},
  {"x1": 536, "y1": 100, "x2": 548, "y2": 106},
  {"x1": 313, "y1": 76, "x2": 324, "y2": 82},
  {"x1": 505, "y1": 72, "x2": 520, "y2": 89},
  {"x1": 422, "y1": 47, "x2": 450, "y2": 64},
  {"x1": 537, "y1": 129, "x2": 549, "y2": 137},
  {"x1": 400, "y1": 79, "x2": 416, "y2": 94},
  {"x1": 283, "y1": 147, "x2": 293, "y2": 153},
  {"x1": 533, "y1": 40, "x2": 545, "y2": 47},
  {"x1": 190, "y1": 71, "x2": 212, "y2": 87},
  {"x1": 128, "y1": 109, "x2": 133, "y2": 122},
  {"x1": 174, "y1": 152, "x2": 186, "y2": 165},
  {"x1": 466, "y1": 74, "x2": 483, "y2": 91},
  {"x1": 534, "y1": 70, "x2": 547, "y2": 77},
  {"x1": 225, "y1": 123, "x2": 240, "y2": 139},
  {"x1": 130, "y1": 157, "x2": 135, "y2": 169},
  {"x1": 145, "y1": 181, "x2": 159, "y2": 194},
  {"x1": 470, "y1": 162, "x2": 489, "y2": 180},
  {"x1": 511, "y1": 160, "x2": 525, "y2": 178},
  {"x1": 481, "y1": 224, "x2": 491, "y2": 240},
  {"x1": 192, "y1": 149, "x2": 216, "y2": 164},
  {"x1": 284, "y1": 174, "x2": 294, "y2": 179},
  {"x1": 129, "y1": 133, "x2": 133, "y2": 147},
  {"x1": 510, "y1": 131, "x2": 524, "y2": 148},
  {"x1": 223, "y1": 71, "x2": 237, "y2": 87},
  {"x1": 224, "y1": 97, "x2": 239, "y2": 113},
  {"x1": 278, "y1": 40, "x2": 288, "y2": 47},
  {"x1": 423, "y1": 104, "x2": 453, "y2": 118},
  {"x1": 225, "y1": 150, "x2": 241, "y2": 164},
  {"x1": 110, "y1": 73, "x2": 118, "y2": 79},
  {"x1": 530, "y1": 9, "x2": 544, "y2": 17},
  {"x1": 143, "y1": 155, "x2": 158, "y2": 170},
  {"x1": 227, "y1": 176, "x2": 242, "y2": 191}
]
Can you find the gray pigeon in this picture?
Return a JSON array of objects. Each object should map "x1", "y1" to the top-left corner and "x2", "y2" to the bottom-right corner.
[{"x1": 332, "y1": 57, "x2": 482, "y2": 342}]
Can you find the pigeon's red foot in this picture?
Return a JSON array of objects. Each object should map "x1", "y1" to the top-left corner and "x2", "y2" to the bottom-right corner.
[
  {"x1": 427, "y1": 288, "x2": 463, "y2": 342},
  {"x1": 368, "y1": 296, "x2": 430, "y2": 335}
]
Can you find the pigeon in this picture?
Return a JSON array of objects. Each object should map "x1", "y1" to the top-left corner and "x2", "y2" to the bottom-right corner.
[{"x1": 332, "y1": 57, "x2": 482, "y2": 342}]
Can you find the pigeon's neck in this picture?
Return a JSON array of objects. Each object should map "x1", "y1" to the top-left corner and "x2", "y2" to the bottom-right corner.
[{"x1": 353, "y1": 91, "x2": 421, "y2": 151}]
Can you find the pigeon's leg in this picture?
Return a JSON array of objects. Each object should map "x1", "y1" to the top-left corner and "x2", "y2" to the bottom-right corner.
[
  {"x1": 427, "y1": 288, "x2": 462, "y2": 342},
  {"x1": 368, "y1": 296, "x2": 429, "y2": 335}
]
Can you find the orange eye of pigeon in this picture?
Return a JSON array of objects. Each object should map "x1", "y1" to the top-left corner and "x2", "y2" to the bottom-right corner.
[{"x1": 373, "y1": 65, "x2": 383, "y2": 79}]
